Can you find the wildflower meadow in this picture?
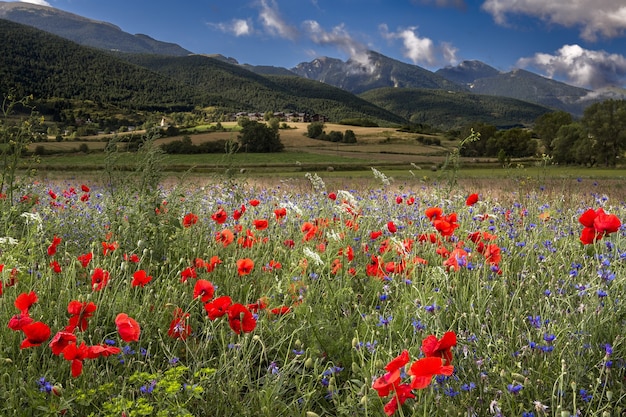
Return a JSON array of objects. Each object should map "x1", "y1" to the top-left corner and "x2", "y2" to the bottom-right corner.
[{"x1": 0, "y1": 166, "x2": 625, "y2": 417}]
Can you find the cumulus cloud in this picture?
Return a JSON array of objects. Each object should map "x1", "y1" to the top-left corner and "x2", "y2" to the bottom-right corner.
[
  {"x1": 380, "y1": 24, "x2": 457, "y2": 67},
  {"x1": 257, "y1": 0, "x2": 299, "y2": 40},
  {"x1": 517, "y1": 44, "x2": 626, "y2": 89},
  {"x1": 210, "y1": 19, "x2": 253, "y2": 37},
  {"x1": 302, "y1": 20, "x2": 373, "y2": 71},
  {"x1": 19, "y1": 0, "x2": 51, "y2": 6},
  {"x1": 482, "y1": 0, "x2": 626, "y2": 41}
]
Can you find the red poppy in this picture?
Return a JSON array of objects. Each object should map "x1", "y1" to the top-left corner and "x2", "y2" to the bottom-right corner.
[
  {"x1": 269, "y1": 305, "x2": 291, "y2": 316},
  {"x1": 66, "y1": 300, "x2": 97, "y2": 332},
  {"x1": 227, "y1": 303, "x2": 256, "y2": 335},
  {"x1": 395, "y1": 196, "x2": 403, "y2": 204},
  {"x1": 425, "y1": 207, "x2": 443, "y2": 221},
  {"x1": 373, "y1": 350, "x2": 409, "y2": 398},
  {"x1": 180, "y1": 266, "x2": 197, "y2": 283},
  {"x1": 383, "y1": 383, "x2": 415, "y2": 416},
  {"x1": 328, "y1": 192, "x2": 337, "y2": 200},
  {"x1": 274, "y1": 207, "x2": 287, "y2": 220},
  {"x1": 594, "y1": 210, "x2": 622, "y2": 234},
  {"x1": 421, "y1": 331, "x2": 457, "y2": 365},
  {"x1": 193, "y1": 279, "x2": 215, "y2": 303},
  {"x1": 48, "y1": 190, "x2": 57, "y2": 200},
  {"x1": 7, "y1": 313, "x2": 33, "y2": 331},
  {"x1": 47, "y1": 235, "x2": 62, "y2": 256},
  {"x1": 465, "y1": 193, "x2": 479, "y2": 206},
  {"x1": 15, "y1": 291, "x2": 38, "y2": 314},
  {"x1": 49, "y1": 331, "x2": 77, "y2": 355},
  {"x1": 91, "y1": 268, "x2": 110, "y2": 291},
  {"x1": 253, "y1": 219, "x2": 269, "y2": 230},
  {"x1": 168, "y1": 308, "x2": 192, "y2": 340},
  {"x1": 204, "y1": 295, "x2": 232, "y2": 320},
  {"x1": 249, "y1": 199, "x2": 260, "y2": 206},
  {"x1": 236, "y1": 258, "x2": 255, "y2": 276},
  {"x1": 87, "y1": 344, "x2": 121, "y2": 358},
  {"x1": 62, "y1": 341, "x2": 89, "y2": 377},
  {"x1": 216, "y1": 229, "x2": 234, "y2": 247},
  {"x1": 206, "y1": 255, "x2": 222, "y2": 272},
  {"x1": 50, "y1": 260, "x2": 62, "y2": 273},
  {"x1": 406, "y1": 196, "x2": 415, "y2": 205},
  {"x1": 182, "y1": 212, "x2": 198, "y2": 228},
  {"x1": 20, "y1": 321, "x2": 51, "y2": 349},
  {"x1": 408, "y1": 356, "x2": 454, "y2": 389},
  {"x1": 81, "y1": 184, "x2": 90, "y2": 193},
  {"x1": 77, "y1": 252, "x2": 93, "y2": 268},
  {"x1": 370, "y1": 230, "x2": 383, "y2": 240},
  {"x1": 579, "y1": 207, "x2": 622, "y2": 244},
  {"x1": 211, "y1": 207, "x2": 228, "y2": 224},
  {"x1": 301, "y1": 222, "x2": 319, "y2": 241},
  {"x1": 115, "y1": 313, "x2": 141, "y2": 342},
  {"x1": 131, "y1": 270, "x2": 152, "y2": 287},
  {"x1": 443, "y1": 248, "x2": 468, "y2": 272},
  {"x1": 387, "y1": 221, "x2": 397, "y2": 233}
]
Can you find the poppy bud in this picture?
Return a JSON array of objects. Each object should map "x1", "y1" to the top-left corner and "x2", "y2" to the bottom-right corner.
[{"x1": 52, "y1": 384, "x2": 63, "y2": 396}]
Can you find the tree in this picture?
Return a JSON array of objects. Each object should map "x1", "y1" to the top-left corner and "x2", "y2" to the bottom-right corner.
[
  {"x1": 582, "y1": 99, "x2": 626, "y2": 167},
  {"x1": 238, "y1": 120, "x2": 284, "y2": 153},
  {"x1": 534, "y1": 111, "x2": 573, "y2": 153},
  {"x1": 343, "y1": 129, "x2": 357, "y2": 143},
  {"x1": 551, "y1": 123, "x2": 584, "y2": 164},
  {"x1": 307, "y1": 122, "x2": 325, "y2": 139}
]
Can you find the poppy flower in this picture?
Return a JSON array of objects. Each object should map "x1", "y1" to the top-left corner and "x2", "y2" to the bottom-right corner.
[
  {"x1": 328, "y1": 192, "x2": 337, "y2": 200},
  {"x1": 180, "y1": 266, "x2": 197, "y2": 283},
  {"x1": 387, "y1": 221, "x2": 397, "y2": 233},
  {"x1": 48, "y1": 190, "x2": 57, "y2": 200},
  {"x1": 91, "y1": 268, "x2": 110, "y2": 291},
  {"x1": 66, "y1": 300, "x2": 97, "y2": 332},
  {"x1": 253, "y1": 219, "x2": 269, "y2": 230},
  {"x1": 86, "y1": 344, "x2": 121, "y2": 358},
  {"x1": 115, "y1": 313, "x2": 141, "y2": 342},
  {"x1": 49, "y1": 331, "x2": 77, "y2": 355},
  {"x1": 7, "y1": 313, "x2": 33, "y2": 331},
  {"x1": 216, "y1": 229, "x2": 234, "y2": 247},
  {"x1": 421, "y1": 331, "x2": 457, "y2": 365},
  {"x1": 236, "y1": 258, "x2": 254, "y2": 276},
  {"x1": 395, "y1": 196, "x2": 403, "y2": 204},
  {"x1": 578, "y1": 207, "x2": 622, "y2": 244},
  {"x1": 81, "y1": 184, "x2": 90, "y2": 193},
  {"x1": 125, "y1": 253, "x2": 140, "y2": 263},
  {"x1": 211, "y1": 207, "x2": 228, "y2": 224},
  {"x1": 227, "y1": 303, "x2": 256, "y2": 335},
  {"x1": 15, "y1": 291, "x2": 38, "y2": 314},
  {"x1": 193, "y1": 279, "x2": 215, "y2": 303},
  {"x1": 168, "y1": 308, "x2": 192, "y2": 340},
  {"x1": 206, "y1": 255, "x2": 222, "y2": 272},
  {"x1": 50, "y1": 260, "x2": 62, "y2": 273},
  {"x1": 249, "y1": 199, "x2": 260, "y2": 206},
  {"x1": 425, "y1": 207, "x2": 443, "y2": 221},
  {"x1": 383, "y1": 383, "x2": 415, "y2": 416},
  {"x1": 406, "y1": 196, "x2": 415, "y2": 205},
  {"x1": 77, "y1": 252, "x2": 93, "y2": 268},
  {"x1": 204, "y1": 295, "x2": 232, "y2": 320},
  {"x1": 62, "y1": 341, "x2": 89, "y2": 377},
  {"x1": 20, "y1": 321, "x2": 51, "y2": 349},
  {"x1": 131, "y1": 270, "x2": 152, "y2": 288},
  {"x1": 101, "y1": 241, "x2": 118, "y2": 256},
  {"x1": 269, "y1": 305, "x2": 291, "y2": 316},
  {"x1": 370, "y1": 230, "x2": 383, "y2": 240},
  {"x1": 433, "y1": 213, "x2": 459, "y2": 237},
  {"x1": 274, "y1": 207, "x2": 287, "y2": 220},
  {"x1": 594, "y1": 210, "x2": 622, "y2": 235},
  {"x1": 407, "y1": 356, "x2": 454, "y2": 390},
  {"x1": 465, "y1": 193, "x2": 479, "y2": 206},
  {"x1": 373, "y1": 350, "x2": 410, "y2": 398},
  {"x1": 47, "y1": 235, "x2": 62, "y2": 256},
  {"x1": 182, "y1": 213, "x2": 198, "y2": 228}
]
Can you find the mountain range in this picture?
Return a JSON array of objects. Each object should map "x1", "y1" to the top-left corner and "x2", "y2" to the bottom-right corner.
[{"x1": 1, "y1": 1, "x2": 623, "y2": 128}]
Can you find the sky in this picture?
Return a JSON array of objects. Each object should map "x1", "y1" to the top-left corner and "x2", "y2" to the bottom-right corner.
[{"x1": 12, "y1": 0, "x2": 626, "y2": 90}]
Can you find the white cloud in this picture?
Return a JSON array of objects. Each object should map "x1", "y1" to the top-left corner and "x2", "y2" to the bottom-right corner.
[
  {"x1": 257, "y1": 0, "x2": 298, "y2": 40},
  {"x1": 302, "y1": 20, "x2": 373, "y2": 71},
  {"x1": 517, "y1": 44, "x2": 626, "y2": 89},
  {"x1": 380, "y1": 24, "x2": 457, "y2": 67},
  {"x1": 482, "y1": 0, "x2": 626, "y2": 41},
  {"x1": 19, "y1": 0, "x2": 51, "y2": 6},
  {"x1": 210, "y1": 19, "x2": 253, "y2": 37}
]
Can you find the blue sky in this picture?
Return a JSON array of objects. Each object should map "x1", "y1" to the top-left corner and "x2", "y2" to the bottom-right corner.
[{"x1": 14, "y1": 0, "x2": 626, "y2": 89}]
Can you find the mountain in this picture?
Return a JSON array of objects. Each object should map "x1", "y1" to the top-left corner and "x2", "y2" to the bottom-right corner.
[
  {"x1": 436, "y1": 61, "x2": 594, "y2": 115},
  {"x1": 360, "y1": 87, "x2": 550, "y2": 130},
  {"x1": 436, "y1": 60, "x2": 500, "y2": 85},
  {"x1": 0, "y1": 1, "x2": 191, "y2": 56},
  {"x1": 291, "y1": 50, "x2": 463, "y2": 94}
]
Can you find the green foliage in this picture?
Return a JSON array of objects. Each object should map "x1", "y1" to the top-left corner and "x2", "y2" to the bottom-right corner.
[
  {"x1": 534, "y1": 110, "x2": 573, "y2": 152},
  {"x1": 581, "y1": 99, "x2": 626, "y2": 167},
  {"x1": 306, "y1": 122, "x2": 325, "y2": 139},
  {"x1": 160, "y1": 137, "x2": 234, "y2": 154},
  {"x1": 360, "y1": 87, "x2": 550, "y2": 130},
  {"x1": 238, "y1": 120, "x2": 284, "y2": 152}
]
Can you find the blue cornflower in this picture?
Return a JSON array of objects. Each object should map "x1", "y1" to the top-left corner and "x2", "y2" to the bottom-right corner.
[
  {"x1": 507, "y1": 383, "x2": 523, "y2": 394},
  {"x1": 461, "y1": 382, "x2": 476, "y2": 391},
  {"x1": 37, "y1": 377, "x2": 53, "y2": 393}
]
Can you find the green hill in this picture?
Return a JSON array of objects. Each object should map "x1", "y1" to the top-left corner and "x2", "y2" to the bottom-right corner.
[{"x1": 360, "y1": 87, "x2": 551, "y2": 130}]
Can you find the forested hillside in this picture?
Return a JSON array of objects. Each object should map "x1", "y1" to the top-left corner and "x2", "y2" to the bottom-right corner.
[{"x1": 360, "y1": 87, "x2": 551, "y2": 129}]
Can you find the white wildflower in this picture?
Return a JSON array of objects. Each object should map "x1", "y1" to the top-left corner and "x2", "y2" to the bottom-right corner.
[
  {"x1": 303, "y1": 247, "x2": 324, "y2": 266},
  {"x1": 305, "y1": 172, "x2": 326, "y2": 192},
  {"x1": 371, "y1": 167, "x2": 392, "y2": 186},
  {"x1": 0, "y1": 236, "x2": 18, "y2": 245},
  {"x1": 283, "y1": 201, "x2": 303, "y2": 216}
]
